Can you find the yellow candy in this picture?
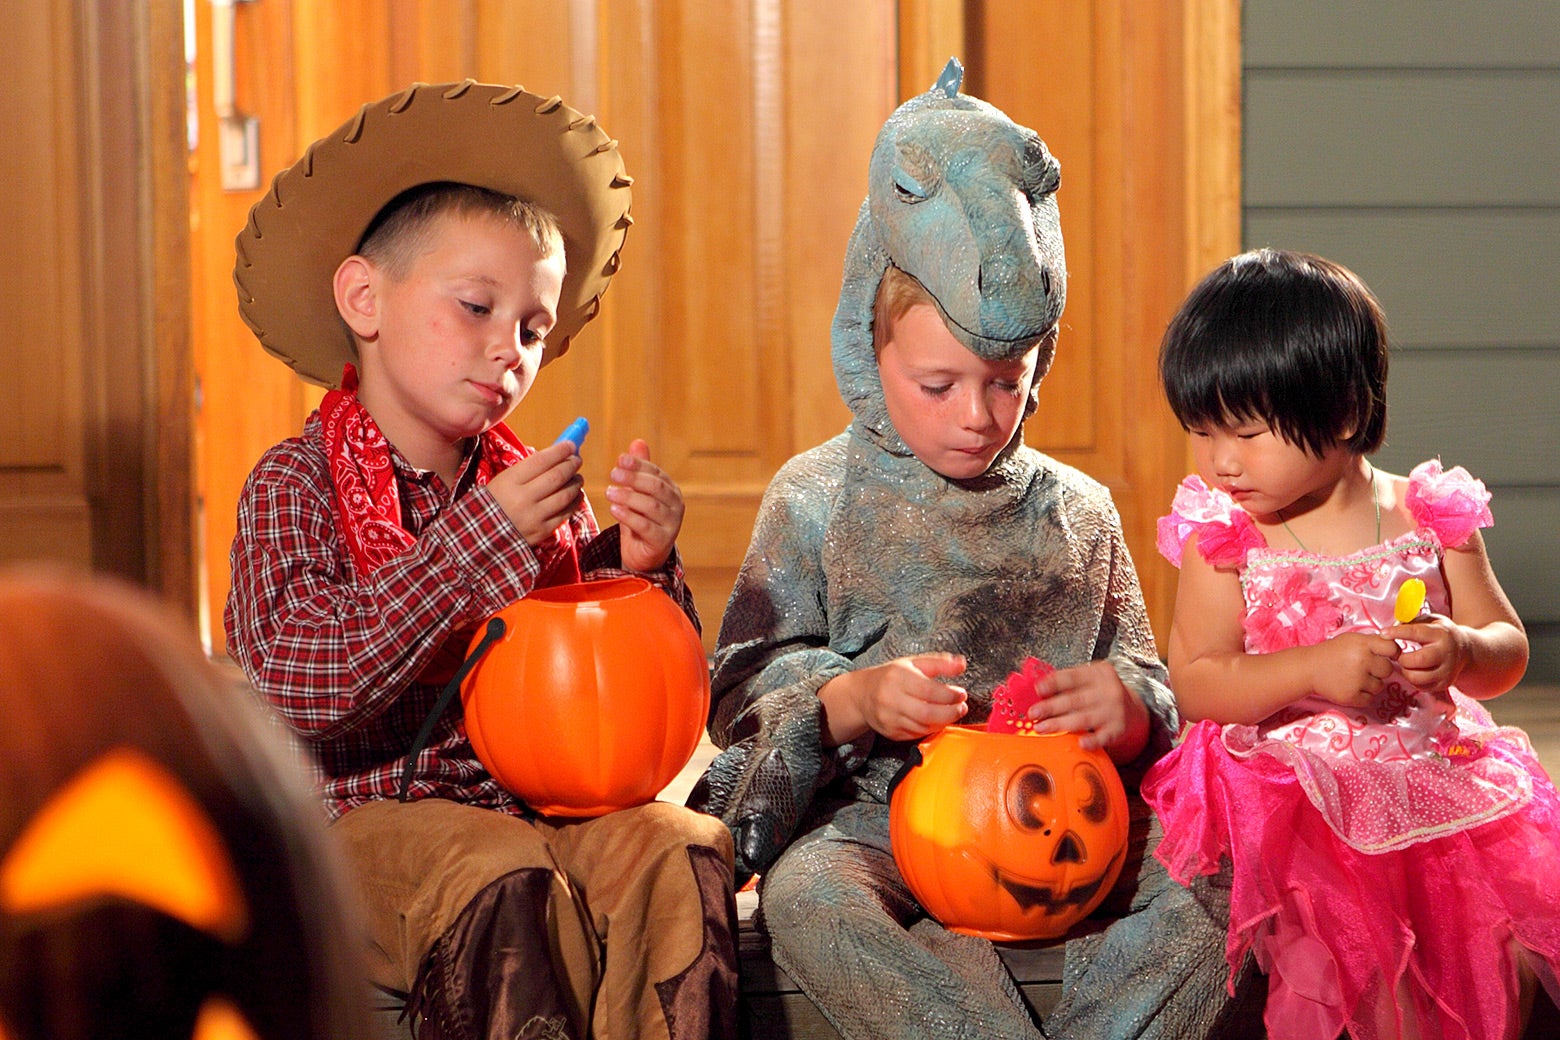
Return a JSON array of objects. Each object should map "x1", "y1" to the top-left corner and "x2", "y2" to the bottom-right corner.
[{"x1": 1393, "y1": 578, "x2": 1427, "y2": 624}]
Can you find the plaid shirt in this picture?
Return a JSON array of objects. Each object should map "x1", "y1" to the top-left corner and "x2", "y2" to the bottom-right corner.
[{"x1": 225, "y1": 412, "x2": 697, "y2": 819}]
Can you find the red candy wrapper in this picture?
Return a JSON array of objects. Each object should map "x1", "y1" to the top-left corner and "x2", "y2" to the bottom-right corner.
[{"x1": 986, "y1": 656, "x2": 1055, "y2": 734}]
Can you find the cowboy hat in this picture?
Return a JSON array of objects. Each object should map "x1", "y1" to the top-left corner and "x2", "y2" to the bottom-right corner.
[{"x1": 233, "y1": 79, "x2": 633, "y2": 388}]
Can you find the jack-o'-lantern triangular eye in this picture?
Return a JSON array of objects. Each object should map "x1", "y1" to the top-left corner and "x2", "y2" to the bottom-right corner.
[
  {"x1": 0, "y1": 747, "x2": 248, "y2": 943},
  {"x1": 193, "y1": 997, "x2": 263, "y2": 1040}
]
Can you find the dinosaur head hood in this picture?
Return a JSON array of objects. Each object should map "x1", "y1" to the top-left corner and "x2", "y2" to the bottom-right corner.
[{"x1": 832, "y1": 59, "x2": 1067, "y2": 455}]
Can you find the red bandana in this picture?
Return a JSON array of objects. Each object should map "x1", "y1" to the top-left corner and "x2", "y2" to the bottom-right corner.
[{"x1": 320, "y1": 366, "x2": 582, "y2": 680}]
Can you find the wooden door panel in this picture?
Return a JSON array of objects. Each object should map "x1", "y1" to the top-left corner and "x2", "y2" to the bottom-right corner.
[
  {"x1": 2, "y1": 0, "x2": 189, "y2": 595},
  {"x1": 0, "y1": 4, "x2": 91, "y2": 563},
  {"x1": 972, "y1": 0, "x2": 1240, "y2": 638}
]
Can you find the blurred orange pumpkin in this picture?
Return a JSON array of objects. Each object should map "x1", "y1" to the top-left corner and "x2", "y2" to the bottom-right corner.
[
  {"x1": 889, "y1": 725, "x2": 1129, "y2": 941},
  {"x1": 460, "y1": 577, "x2": 710, "y2": 817}
]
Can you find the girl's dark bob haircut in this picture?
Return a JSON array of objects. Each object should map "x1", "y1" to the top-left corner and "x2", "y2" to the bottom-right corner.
[{"x1": 1159, "y1": 248, "x2": 1389, "y2": 457}]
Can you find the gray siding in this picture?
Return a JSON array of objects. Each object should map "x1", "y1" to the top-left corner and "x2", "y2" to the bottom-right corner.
[{"x1": 1243, "y1": 2, "x2": 1560, "y2": 681}]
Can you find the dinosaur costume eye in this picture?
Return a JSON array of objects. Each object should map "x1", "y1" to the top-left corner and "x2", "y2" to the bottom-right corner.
[
  {"x1": 1020, "y1": 132, "x2": 1060, "y2": 198},
  {"x1": 891, "y1": 140, "x2": 942, "y2": 203}
]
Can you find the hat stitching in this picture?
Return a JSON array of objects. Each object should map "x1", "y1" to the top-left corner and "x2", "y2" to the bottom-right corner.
[{"x1": 234, "y1": 80, "x2": 630, "y2": 386}]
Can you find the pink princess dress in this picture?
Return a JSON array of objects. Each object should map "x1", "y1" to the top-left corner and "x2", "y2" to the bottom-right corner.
[{"x1": 1144, "y1": 460, "x2": 1560, "y2": 1040}]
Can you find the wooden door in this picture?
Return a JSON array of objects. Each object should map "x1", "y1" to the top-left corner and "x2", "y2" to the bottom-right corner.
[
  {"x1": 190, "y1": 0, "x2": 1237, "y2": 654},
  {"x1": 969, "y1": 0, "x2": 1242, "y2": 634},
  {"x1": 1, "y1": 1, "x2": 193, "y2": 611}
]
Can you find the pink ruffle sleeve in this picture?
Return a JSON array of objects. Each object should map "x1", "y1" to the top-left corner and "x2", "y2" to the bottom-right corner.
[
  {"x1": 1156, "y1": 476, "x2": 1267, "y2": 569},
  {"x1": 1405, "y1": 459, "x2": 1493, "y2": 549}
]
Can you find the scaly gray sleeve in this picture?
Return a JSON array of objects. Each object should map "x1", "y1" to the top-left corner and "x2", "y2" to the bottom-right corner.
[{"x1": 686, "y1": 441, "x2": 871, "y2": 881}]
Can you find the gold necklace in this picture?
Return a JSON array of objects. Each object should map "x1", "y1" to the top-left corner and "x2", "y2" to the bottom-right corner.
[{"x1": 1278, "y1": 464, "x2": 1379, "y2": 552}]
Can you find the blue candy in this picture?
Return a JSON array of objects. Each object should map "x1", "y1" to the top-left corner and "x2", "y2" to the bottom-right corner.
[{"x1": 555, "y1": 416, "x2": 590, "y2": 452}]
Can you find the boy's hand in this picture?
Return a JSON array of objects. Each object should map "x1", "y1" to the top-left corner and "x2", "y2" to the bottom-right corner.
[
  {"x1": 607, "y1": 439, "x2": 684, "y2": 573},
  {"x1": 487, "y1": 441, "x2": 585, "y2": 546},
  {"x1": 1306, "y1": 633, "x2": 1400, "y2": 708},
  {"x1": 1027, "y1": 660, "x2": 1148, "y2": 761},
  {"x1": 1385, "y1": 613, "x2": 1471, "y2": 693},
  {"x1": 818, "y1": 653, "x2": 969, "y2": 745}
]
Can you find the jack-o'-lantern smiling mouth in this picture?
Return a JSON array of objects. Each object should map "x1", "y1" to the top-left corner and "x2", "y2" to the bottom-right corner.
[{"x1": 974, "y1": 843, "x2": 1127, "y2": 912}]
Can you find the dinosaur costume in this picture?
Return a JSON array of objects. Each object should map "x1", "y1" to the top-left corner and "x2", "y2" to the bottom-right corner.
[{"x1": 688, "y1": 62, "x2": 1260, "y2": 1039}]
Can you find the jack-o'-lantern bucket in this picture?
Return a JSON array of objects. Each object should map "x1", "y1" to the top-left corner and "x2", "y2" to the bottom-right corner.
[
  {"x1": 889, "y1": 725, "x2": 1130, "y2": 941},
  {"x1": 460, "y1": 577, "x2": 710, "y2": 817}
]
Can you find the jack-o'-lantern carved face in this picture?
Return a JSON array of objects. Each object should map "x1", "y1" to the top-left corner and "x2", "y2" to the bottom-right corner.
[
  {"x1": 889, "y1": 725, "x2": 1129, "y2": 941},
  {"x1": 0, "y1": 570, "x2": 374, "y2": 1040}
]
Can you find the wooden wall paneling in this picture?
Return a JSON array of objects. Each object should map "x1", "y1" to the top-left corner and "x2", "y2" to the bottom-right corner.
[
  {"x1": 145, "y1": 0, "x2": 200, "y2": 617},
  {"x1": 1, "y1": 0, "x2": 193, "y2": 610},
  {"x1": 474, "y1": 1, "x2": 576, "y2": 93},
  {"x1": 192, "y1": 0, "x2": 308, "y2": 649},
  {"x1": 970, "y1": 0, "x2": 1241, "y2": 643},
  {"x1": 972, "y1": 1, "x2": 1101, "y2": 458},
  {"x1": 643, "y1": 2, "x2": 770, "y2": 637},
  {"x1": 1162, "y1": 0, "x2": 1241, "y2": 628},
  {"x1": 292, "y1": 2, "x2": 394, "y2": 140},
  {"x1": 81, "y1": 1, "x2": 153, "y2": 582},
  {"x1": 465, "y1": 0, "x2": 596, "y2": 466},
  {"x1": 562, "y1": 0, "x2": 659, "y2": 475},
  {"x1": 897, "y1": 0, "x2": 965, "y2": 92},
  {"x1": 0, "y1": 2, "x2": 92, "y2": 568},
  {"x1": 778, "y1": 1, "x2": 895, "y2": 447},
  {"x1": 389, "y1": 0, "x2": 471, "y2": 82},
  {"x1": 663, "y1": 1, "x2": 904, "y2": 642},
  {"x1": 1183, "y1": 0, "x2": 1243, "y2": 295}
]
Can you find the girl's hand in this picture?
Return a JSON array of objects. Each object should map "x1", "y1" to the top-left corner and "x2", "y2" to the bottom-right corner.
[
  {"x1": 607, "y1": 439, "x2": 684, "y2": 573},
  {"x1": 1386, "y1": 613, "x2": 1472, "y2": 693},
  {"x1": 818, "y1": 653, "x2": 969, "y2": 745},
  {"x1": 486, "y1": 441, "x2": 584, "y2": 546},
  {"x1": 1309, "y1": 633, "x2": 1400, "y2": 708},
  {"x1": 1027, "y1": 660, "x2": 1150, "y2": 763}
]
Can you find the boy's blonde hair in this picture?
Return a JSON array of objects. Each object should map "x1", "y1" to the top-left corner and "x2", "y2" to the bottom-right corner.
[
  {"x1": 872, "y1": 265, "x2": 939, "y2": 355},
  {"x1": 358, "y1": 181, "x2": 564, "y2": 281}
]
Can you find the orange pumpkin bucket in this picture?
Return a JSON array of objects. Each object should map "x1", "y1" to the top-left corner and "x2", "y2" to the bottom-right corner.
[
  {"x1": 889, "y1": 725, "x2": 1130, "y2": 941},
  {"x1": 459, "y1": 577, "x2": 710, "y2": 817}
]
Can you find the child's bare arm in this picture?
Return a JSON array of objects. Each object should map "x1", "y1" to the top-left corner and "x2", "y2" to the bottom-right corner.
[
  {"x1": 485, "y1": 441, "x2": 585, "y2": 545},
  {"x1": 605, "y1": 439, "x2": 684, "y2": 573},
  {"x1": 1168, "y1": 535, "x2": 1400, "y2": 725},
  {"x1": 1386, "y1": 530, "x2": 1528, "y2": 697},
  {"x1": 816, "y1": 653, "x2": 969, "y2": 746}
]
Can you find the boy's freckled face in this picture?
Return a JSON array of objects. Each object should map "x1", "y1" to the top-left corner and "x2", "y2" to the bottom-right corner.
[
  {"x1": 360, "y1": 212, "x2": 565, "y2": 447},
  {"x1": 878, "y1": 303, "x2": 1039, "y2": 480}
]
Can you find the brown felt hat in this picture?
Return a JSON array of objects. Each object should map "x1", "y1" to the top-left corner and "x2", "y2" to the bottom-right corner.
[{"x1": 233, "y1": 80, "x2": 633, "y2": 388}]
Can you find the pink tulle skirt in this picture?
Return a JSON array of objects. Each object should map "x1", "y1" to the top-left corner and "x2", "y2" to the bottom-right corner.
[{"x1": 1144, "y1": 719, "x2": 1560, "y2": 1040}]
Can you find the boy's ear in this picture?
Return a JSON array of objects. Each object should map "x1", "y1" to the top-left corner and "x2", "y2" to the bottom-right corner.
[{"x1": 333, "y1": 255, "x2": 379, "y2": 340}]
